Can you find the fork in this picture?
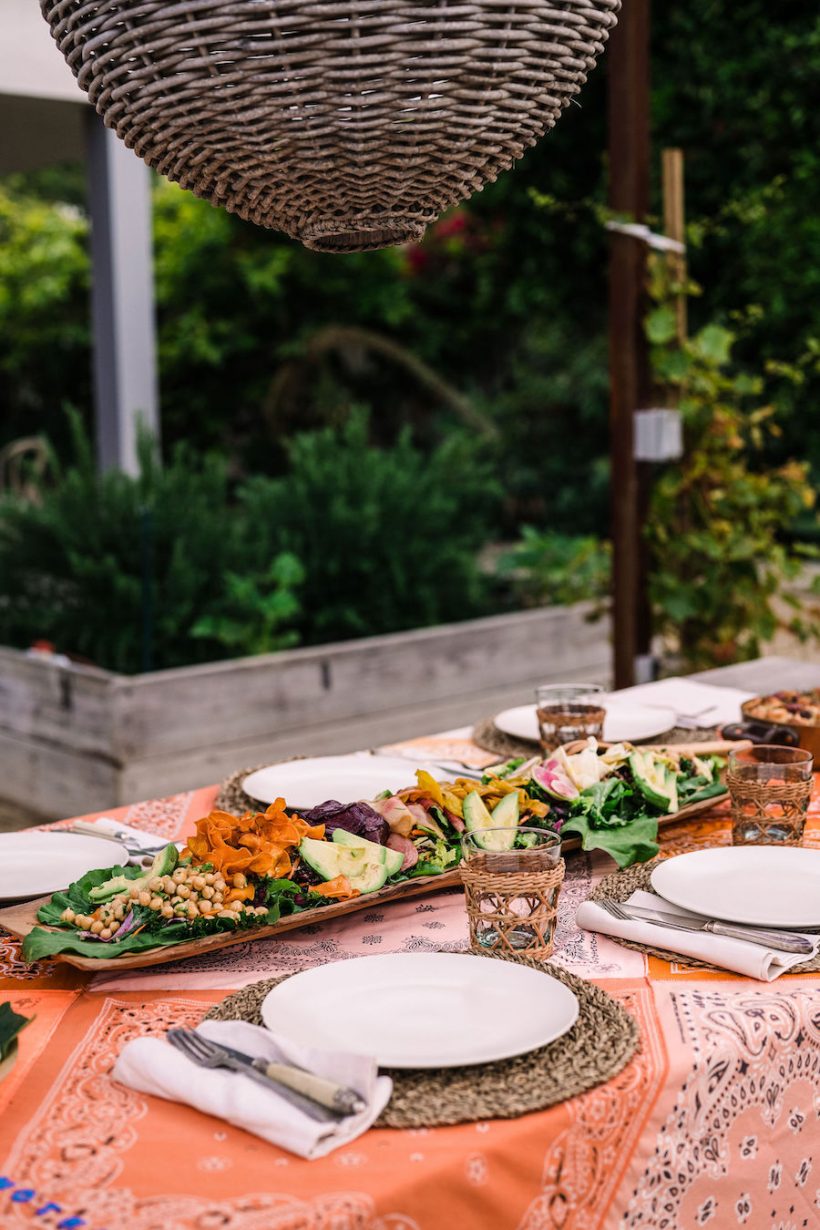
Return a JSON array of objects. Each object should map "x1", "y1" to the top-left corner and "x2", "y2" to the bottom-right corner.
[
  {"x1": 167, "y1": 1029, "x2": 340, "y2": 1123},
  {"x1": 597, "y1": 898, "x2": 814, "y2": 954}
]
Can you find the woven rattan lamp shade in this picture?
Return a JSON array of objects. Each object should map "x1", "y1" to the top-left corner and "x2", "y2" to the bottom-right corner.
[{"x1": 41, "y1": 0, "x2": 621, "y2": 252}]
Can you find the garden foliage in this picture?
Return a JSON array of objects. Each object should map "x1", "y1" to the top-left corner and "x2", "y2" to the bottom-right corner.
[{"x1": 0, "y1": 413, "x2": 493, "y2": 672}]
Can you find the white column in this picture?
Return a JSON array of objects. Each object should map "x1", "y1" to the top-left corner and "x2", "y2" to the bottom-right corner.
[{"x1": 86, "y1": 113, "x2": 159, "y2": 474}]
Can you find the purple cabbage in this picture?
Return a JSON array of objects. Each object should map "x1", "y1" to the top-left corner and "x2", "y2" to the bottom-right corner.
[{"x1": 300, "y1": 799, "x2": 389, "y2": 845}]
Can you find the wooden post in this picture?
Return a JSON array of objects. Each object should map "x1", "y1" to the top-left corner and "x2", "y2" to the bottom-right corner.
[
  {"x1": 607, "y1": 0, "x2": 652, "y2": 689},
  {"x1": 662, "y1": 148, "x2": 687, "y2": 344}
]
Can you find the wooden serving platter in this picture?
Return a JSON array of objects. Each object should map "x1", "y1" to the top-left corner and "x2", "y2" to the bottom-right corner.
[{"x1": 0, "y1": 791, "x2": 727, "y2": 973}]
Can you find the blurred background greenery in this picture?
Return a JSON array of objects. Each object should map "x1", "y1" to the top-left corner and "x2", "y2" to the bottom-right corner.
[{"x1": 1, "y1": 0, "x2": 818, "y2": 672}]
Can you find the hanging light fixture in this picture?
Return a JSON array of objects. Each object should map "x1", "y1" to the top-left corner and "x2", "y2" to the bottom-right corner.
[{"x1": 41, "y1": 0, "x2": 620, "y2": 253}]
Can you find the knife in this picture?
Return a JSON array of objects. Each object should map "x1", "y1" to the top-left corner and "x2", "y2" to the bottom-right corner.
[
  {"x1": 214, "y1": 1039, "x2": 368, "y2": 1116},
  {"x1": 606, "y1": 900, "x2": 815, "y2": 954}
]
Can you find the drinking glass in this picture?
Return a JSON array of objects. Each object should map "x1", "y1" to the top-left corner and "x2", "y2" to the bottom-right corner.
[
  {"x1": 460, "y1": 828, "x2": 564, "y2": 959},
  {"x1": 727, "y1": 744, "x2": 813, "y2": 845},
  {"x1": 535, "y1": 683, "x2": 605, "y2": 752}
]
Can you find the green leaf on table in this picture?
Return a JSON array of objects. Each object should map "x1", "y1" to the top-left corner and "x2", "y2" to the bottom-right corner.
[
  {"x1": 562, "y1": 811, "x2": 659, "y2": 869},
  {"x1": 0, "y1": 1001, "x2": 32, "y2": 1061}
]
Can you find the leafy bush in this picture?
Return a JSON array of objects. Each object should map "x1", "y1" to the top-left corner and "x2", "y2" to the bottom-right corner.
[
  {"x1": 0, "y1": 412, "x2": 496, "y2": 669},
  {"x1": 645, "y1": 258, "x2": 820, "y2": 668},
  {"x1": 239, "y1": 410, "x2": 497, "y2": 643},
  {"x1": 496, "y1": 528, "x2": 611, "y2": 609},
  {"x1": 0, "y1": 415, "x2": 302, "y2": 673}
]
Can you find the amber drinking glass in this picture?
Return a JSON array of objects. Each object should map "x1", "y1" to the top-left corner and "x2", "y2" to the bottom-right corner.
[
  {"x1": 535, "y1": 683, "x2": 605, "y2": 753},
  {"x1": 727, "y1": 745, "x2": 813, "y2": 845}
]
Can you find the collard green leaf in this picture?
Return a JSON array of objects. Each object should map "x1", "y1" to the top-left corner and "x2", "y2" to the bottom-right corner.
[{"x1": 562, "y1": 811, "x2": 659, "y2": 868}]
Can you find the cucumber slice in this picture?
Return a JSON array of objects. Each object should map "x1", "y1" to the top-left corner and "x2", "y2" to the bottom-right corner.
[
  {"x1": 463, "y1": 790, "x2": 519, "y2": 851},
  {"x1": 332, "y1": 829, "x2": 404, "y2": 877},
  {"x1": 299, "y1": 837, "x2": 389, "y2": 894}
]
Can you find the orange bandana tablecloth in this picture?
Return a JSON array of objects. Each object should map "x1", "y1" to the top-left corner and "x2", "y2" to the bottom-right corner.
[{"x1": 1, "y1": 735, "x2": 819, "y2": 1230}]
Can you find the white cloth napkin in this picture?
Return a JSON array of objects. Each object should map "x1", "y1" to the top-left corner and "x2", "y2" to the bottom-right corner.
[
  {"x1": 576, "y1": 889, "x2": 820, "y2": 981},
  {"x1": 113, "y1": 1019, "x2": 392, "y2": 1158},
  {"x1": 606, "y1": 678, "x2": 754, "y2": 729},
  {"x1": 73, "y1": 818, "x2": 180, "y2": 866}
]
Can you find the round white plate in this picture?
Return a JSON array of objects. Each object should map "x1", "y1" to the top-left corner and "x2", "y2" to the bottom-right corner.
[
  {"x1": 651, "y1": 846, "x2": 820, "y2": 929},
  {"x1": 493, "y1": 701, "x2": 676, "y2": 746},
  {"x1": 260, "y1": 951, "x2": 579, "y2": 1068},
  {"x1": 0, "y1": 831, "x2": 129, "y2": 901},
  {"x1": 242, "y1": 755, "x2": 444, "y2": 809}
]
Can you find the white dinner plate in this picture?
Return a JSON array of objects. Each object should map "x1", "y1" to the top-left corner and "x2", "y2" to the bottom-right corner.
[
  {"x1": 651, "y1": 846, "x2": 820, "y2": 929},
  {"x1": 493, "y1": 700, "x2": 677, "y2": 746},
  {"x1": 260, "y1": 951, "x2": 579, "y2": 1068},
  {"x1": 0, "y1": 831, "x2": 129, "y2": 901},
  {"x1": 242, "y1": 755, "x2": 445, "y2": 809}
]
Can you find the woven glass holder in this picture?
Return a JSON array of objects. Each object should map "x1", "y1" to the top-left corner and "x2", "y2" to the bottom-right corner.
[{"x1": 461, "y1": 846, "x2": 565, "y2": 962}]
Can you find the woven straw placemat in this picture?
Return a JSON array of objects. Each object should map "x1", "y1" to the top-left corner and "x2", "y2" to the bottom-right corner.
[
  {"x1": 203, "y1": 950, "x2": 638, "y2": 1128},
  {"x1": 471, "y1": 717, "x2": 722, "y2": 761},
  {"x1": 590, "y1": 858, "x2": 820, "y2": 974},
  {"x1": 214, "y1": 763, "x2": 306, "y2": 817}
]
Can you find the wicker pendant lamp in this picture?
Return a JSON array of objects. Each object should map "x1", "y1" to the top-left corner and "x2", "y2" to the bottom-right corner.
[{"x1": 41, "y1": 0, "x2": 620, "y2": 253}]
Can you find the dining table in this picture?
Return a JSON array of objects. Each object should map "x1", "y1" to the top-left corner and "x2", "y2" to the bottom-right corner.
[{"x1": 1, "y1": 660, "x2": 820, "y2": 1230}]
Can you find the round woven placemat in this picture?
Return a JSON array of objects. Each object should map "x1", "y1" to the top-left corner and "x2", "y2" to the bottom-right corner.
[
  {"x1": 203, "y1": 950, "x2": 638, "y2": 1128},
  {"x1": 471, "y1": 717, "x2": 722, "y2": 761},
  {"x1": 213, "y1": 761, "x2": 306, "y2": 817},
  {"x1": 590, "y1": 858, "x2": 820, "y2": 974}
]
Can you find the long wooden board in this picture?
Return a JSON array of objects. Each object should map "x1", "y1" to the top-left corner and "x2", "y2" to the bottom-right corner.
[{"x1": 0, "y1": 792, "x2": 726, "y2": 973}]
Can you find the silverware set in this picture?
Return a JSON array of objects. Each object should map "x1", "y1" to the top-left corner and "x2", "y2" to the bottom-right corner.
[
  {"x1": 166, "y1": 1028, "x2": 367, "y2": 1122},
  {"x1": 596, "y1": 897, "x2": 815, "y2": 954}
]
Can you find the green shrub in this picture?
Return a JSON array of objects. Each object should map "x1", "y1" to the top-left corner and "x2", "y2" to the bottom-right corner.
[
  {"x1": 0, "y1": 415, "x2": 302, "y2": 673},
  {"x1": 239, "y1": 410, "x2": 497, "y2": 643},
  {"x1": 646, "y1": 257, "x2": 820, "y2": 668},
  {"x1": 496, "y1": 528, "x2": 611, "y2": 609}
]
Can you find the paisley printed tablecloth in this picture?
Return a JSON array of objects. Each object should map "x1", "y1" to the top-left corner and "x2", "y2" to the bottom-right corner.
[{"x1": 1, "y1": 734, "x2": 819, "y2": 1230}]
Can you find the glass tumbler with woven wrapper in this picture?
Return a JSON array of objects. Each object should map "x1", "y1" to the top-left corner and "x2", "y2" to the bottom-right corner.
[
  {"x1": 727, "y1": 744, "x2": 813, "y2": 845},
  {"x1": 535, "y1": 683, "x2": 605, "y2": 752},
  {"x1": 461, "y1": 829, "x2": 564, "y2": 960}
]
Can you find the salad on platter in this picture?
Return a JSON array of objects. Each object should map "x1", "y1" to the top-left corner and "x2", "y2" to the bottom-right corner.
[{"x1": 20, "y1": 740, "x2": 726, "y2": 963}]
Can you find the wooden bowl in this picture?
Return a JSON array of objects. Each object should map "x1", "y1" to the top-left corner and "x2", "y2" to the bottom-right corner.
[{"x1": 741, "y1": 697, "x2": 820, "y2": 761}]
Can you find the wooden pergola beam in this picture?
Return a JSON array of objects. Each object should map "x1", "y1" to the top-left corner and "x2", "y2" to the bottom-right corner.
[{"x1": 607, "y1": 0, "x2": 652, "y2": 688}]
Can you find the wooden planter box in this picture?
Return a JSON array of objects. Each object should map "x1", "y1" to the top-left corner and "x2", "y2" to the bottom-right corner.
[{"x1": 0, "y1": 603, "x2": 610, "y2": 817}]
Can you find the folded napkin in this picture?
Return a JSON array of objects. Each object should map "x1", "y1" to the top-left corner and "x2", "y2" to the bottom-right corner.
[
  {"x1": 113, "y1": 1019, "x2": 392, "y2": 1158},
  {"x1": 576, "y1": 889, "x2": 820, "y2": 981},
  {"x1": 606, "y1": 678, "x2": 754, "y2": 729},
  {"x1": 76, "y1": 818, "x2": 180, "y2": 866}
]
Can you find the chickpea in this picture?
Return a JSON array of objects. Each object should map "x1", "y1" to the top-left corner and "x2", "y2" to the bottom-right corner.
[
  {"x1": 187, "y1": 902, "x2": 200, "y2": 918},
  {"x1": 149, "y1": 896, "x2": 163, "y2": 911},
  {"x1": 90, "y1": 920, "x2": 104, "y2": 935},
  {"x1": 198, "y1": 899, "x2": 213, "y2": 915},
  {"x1": 217, "y1": 910, "x2": 235, "y2": 920},
  {"x1": 232, "y1": 873, "x2": 247, "y2": 889},
  {"x1": 191, "y1": 874, "x2": 206, "y2": 891},
  {"x1": 176, "y1": 883, "x2": 191, "y2": 899},
  {"x1": 254, "y1": 907, "x2": 267, "y2": 918},
  {"x1": 161, "y1": 903, "x2": 174, "y2": 918},
  {"x1": 204, "y1": 873, "x2": 215, "y2": 886},
  {"x1": 163, "y1": 876, "x2": 176, "y2": 896},
  {"x1": 171, "y1": 895, "x2": 183, "y2": 906},
  {"x1": 61, "y1": 907, "x2": 76, "y2": 924},
  {"x1": 148, "y1": 877, "x2": 164, "y2": 892},
  {"x1": 100, "y1": 927, "x2": 113, "y2": 940},
  {"x1": 172, "y1": 868, "x2": 187, "y2": 884},
  {"x1": 138, "y1": 891, "x2": 151, "y2": 907},
  {"x1": 113, "y1": 903, "x2": 125, "y2": 919},
  {"x1": 213, "y1": 895, "x2": 224, "y2": 909},
  {"x1": 201, "y1": 885, "x2": 215, "y2": 900},
  {"x1": 213, "y1": 878, "x2": 227, "y2": 894},
  {"x1": 129, "y1": 882, "x2": 143, "y2": 898}
]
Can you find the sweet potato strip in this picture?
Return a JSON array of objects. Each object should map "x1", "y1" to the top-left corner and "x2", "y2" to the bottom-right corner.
[
  {"x1": 185, "y1": 798, "x2": 322, "y2": 879},
  {"x1": 309, "y1": 876, "x2": 360, "y2": 900}
]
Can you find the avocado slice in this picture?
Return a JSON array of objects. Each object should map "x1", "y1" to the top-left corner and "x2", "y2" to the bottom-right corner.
[
  {"x1": 463, "y1": 790, "x2": 520, "y2": 851},
  {"x1": 299, "y1": 836, "x2": 389, "y2": 894},
  {"x1": 88, "y1": 843, "x2": 179, "y2": 903},
  {"x1": 629, "y1": 752, "x2": 678, "y2": 814},
  {"x1": 332, "y1": 829, "x2": 404, "y2": 877}
]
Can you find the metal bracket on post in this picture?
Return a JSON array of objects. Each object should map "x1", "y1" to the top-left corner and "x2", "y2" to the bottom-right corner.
[
  {"x1": 633, "y1": 409, "x2": 684, "y2": 462},
  {"x1": 85, "y1": 113, "x2": 159, "y2": 475}
]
